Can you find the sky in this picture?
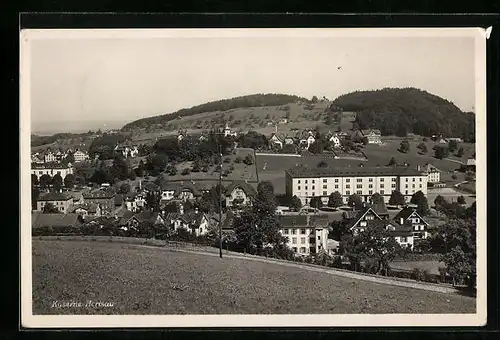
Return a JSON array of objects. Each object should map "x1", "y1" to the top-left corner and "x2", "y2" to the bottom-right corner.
[{"x1": 27, "y1": 29, "x2": 478, "y2": 135}]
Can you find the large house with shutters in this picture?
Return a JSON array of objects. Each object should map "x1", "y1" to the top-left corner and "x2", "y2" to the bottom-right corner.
[
  {"x1": 31, "y1": 163, "x2": 74, "y2": 180},
  {"x1": 36, "y1": 192, "x2": 74, "y2": 213},
  {"x1": 359, "y1": 129, "x2": 382, "y2": 144},
  {"x1": 342, "y1": 205, "x2": 415, "y2": 249},
  {"x1": 165, "y1": 210, "x2": 209, "y2": 236},
  {"x1": 393, "y1": 207, "x2": 430, "y2": 240},
  {"x1": 278, "y1": 214, "x2": 330, "y2": 256}
]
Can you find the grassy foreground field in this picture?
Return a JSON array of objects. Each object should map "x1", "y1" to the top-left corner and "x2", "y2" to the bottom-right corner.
[{"x1": 32, "y1": 240, "x2": 475, "y2": 315}]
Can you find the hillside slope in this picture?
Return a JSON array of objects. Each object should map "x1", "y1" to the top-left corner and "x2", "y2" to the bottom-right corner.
[
  {"x1": 121, "y1": 93, "x2": 308, "y2": 131},
  {"x1": 332, "y1": 88, "x2": 475, "y2": 141}
]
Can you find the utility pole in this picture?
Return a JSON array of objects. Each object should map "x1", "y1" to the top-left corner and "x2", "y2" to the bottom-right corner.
[{"x1": 218, "y1": 143, "x2": 223, "y2": 258}]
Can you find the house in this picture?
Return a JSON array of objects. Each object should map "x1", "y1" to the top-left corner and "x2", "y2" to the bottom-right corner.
[
  {"x1": 327, "y1": 239, "x2": 340, "y2": 256},
  {"x1": 223, "y1": 124, "x2": 238, "y2": 137},
  {"x1": 160, "y1": 182, "x2": 178, "y2": 201},
  {"x1": 67, "y1": 191, "x2": 85, "y2": 205},
  {"x1": 423, "y1": 163, "x2": 441, "y2": 183},
  {"x1": 55, "y1": 149, "x2": 65, "y2": 161},
  {"x1": 82, "y1": 189, "x2": 116, "y2": 214},
  {"x1": 31, "y1": 163, "x2": 74, "y2": 179},
  {"x1": 126, "y1": 211, "x2": 166, "y2": 229},
  {"x1": 393, "y1": 207, "x2": 430, "y2": 240},
  {"x1": 466, "y1": 158, "x2": 476, "y2": 172},
  {"x1": 225, "y1": 181, "x2": 257, "y2": 208},
  {"x1": 343, "y1": 206, "x2": 414, "y2": 249},
  {"x1": 70, "y1": 203, "x2": 101, "y2": 218},
  {"x1": 43, "y1": 149, "x2": 57, "y2": 163},
  {"x1": 166, "y1": 210, "x2": 209, "y2": 236},
  {"x1": 326, "y1": 132, "x2": 341, "y2": 148},
  {"x1": 114, "y1": 144, "x2": 139, "y2": 158},
  {"x1": 439, "y1": 138, "x2": 448, "y2": 144},
  {"x1": 448, "y1": 137, "x2": 463, "y2": 143},
  {"x1": 278, "y1": 214, "x2": 330, "y2": 256},
  {"x1": 31, "y1": 153, "x2": 44, "y2": 164},
  {"x1": 124, "y1": 192, "x2": 146, "y2": 212},
  {"x1": 174, "y1": 181, "x2": 202, "y2": 201},
  {"x1": 296, "y1": 130, "x2": 316, "y2": 149},
  {"x1": 36, "y1": 192, "x2": 74, "y2": 213},
  {"x1": 283, "y1": 136, "x2": 295, "y2": 145},
  {"x1": 32, "y1": 212, "x2": 82, "y2": 230},
  {"x1": 73, "y1": 149, "x2": 90, "y2": 162},
  {"x1": 278, "y1": 118, "x2": 288, "y2": 125},
  {"x1": 269, "y1": 133, "x2": 284, "y2": 149},
  {"x1": 360, "y1": 129, "x2": 382, "y2": 144}
]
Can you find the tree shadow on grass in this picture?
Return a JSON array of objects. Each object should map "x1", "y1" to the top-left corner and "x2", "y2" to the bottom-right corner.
[{"x1": 454, "y1": 286, "x2": 477, "y2": 298}]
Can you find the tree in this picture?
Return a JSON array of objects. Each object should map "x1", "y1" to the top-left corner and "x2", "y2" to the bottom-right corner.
[
  {"x1": 410, "y1": 190, "x2": 430, "y2": 216},
  {"x1": 32, "y1": 186, "x2": 40, "y2": 210},
  {"x1": 52, "y1": 174, "x2": 63, "y2": 192},
  {"x1": 434, "y1": 146, "x2": 449, "y2": 159},
  {"x1": 345, "y1": 223, "x2": 401, "y2": 275},
  {"x1": 135, "y1": 160, "x2": 145, "y2": 177},
  {"x1": 388, "y1": 157, "x2": 397, "y2": 166},
  {"x1": 119, "y1": 183, "x2": 131, "y2": 194},
  {"x1": 311, "y1": 95, "x2": 318, "y2": 103},
  {"x1": 308, "y1": 139, "x2": 324, "y2": 154},
  {"x1": 399, "y1": 140, "x2": 410, "y2": 153},
  {"x1": 441, "y1": 246, "x2": 471, "y2": 286},
  {"x1": 145, "y1": 192, "x2": 160, "y2": 212},
  {"x1": 329, "y1": 220, "x2": 351, "y2": 241},
  {"x1": 434, "y1": 195, "x2": 448, "y2": 209},
  {"x1": 348, "y1": 194, "x2": 363, "y2": 210},
  {"x1": 456, "y1": 147, "x2": 464, "y2": 157},
  {"x1": 370, "y1": 192, "x2": 384, "y2": 205},
  {"x1": 290, "y1": 195, "x2": 302, "y2": 212},
  {"x1": 448, "y1": 140, "x2": 458, "y2": 153},
  {"x1": 39, "y1": 174, "x2": 52, "y2": 190},
  {"x1": 457, "y1": 196, "x2": 466, "y2": 205},
  {"x1": 31, "y1": 174, "x2": 39, "y2": 187},
  {"x1": 145, "y1": 153, "x2": 168, "y2": 176},
  {"x1": 243, "y1": 154, "x2": 254, "y2": 165},
  {"x1": 42, "y1": 202, "x2": 60, "y2": 214},
  {"x1": 128, "y1": 170, "x2": 137, "y2": 181},
  {"x1": 309, "y1": 197, "x2": 323, "y2": 209},
  {"x1": 317, "y1": 161, "x2": 328, "y2": 168},
  {"x1": 63, "y1": 174, "x2": 75, "y2": 188},
  {"x1": 389, "y1": 190, "x2": 405, "y2": 206},
  {"x1": 65, "y1": 152, "x2": 75, "y2": 164},
  {"x1": 327, "y1": 191, "x2": 343, "y2": 209},
  {"x1": 110, "y1": 155, "x2": 129, "y2": 181}
]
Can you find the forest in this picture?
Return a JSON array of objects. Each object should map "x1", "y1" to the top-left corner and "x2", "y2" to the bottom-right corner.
[{"x1": 332, "y1": 88, "x2": 475, "y2": 141}]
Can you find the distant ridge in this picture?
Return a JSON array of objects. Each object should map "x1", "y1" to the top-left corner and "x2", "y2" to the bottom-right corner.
[{"x1": 121, "y1": 93, "x2": 308, "y2": 131}]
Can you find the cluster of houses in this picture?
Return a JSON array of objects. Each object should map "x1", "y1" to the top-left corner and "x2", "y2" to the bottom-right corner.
[
  {"x1": 176, "y1": 124, "x2": 239, "y2": 142},
  {"x1": 31, "y1": 148, "x2": 90, "y2": 164}
]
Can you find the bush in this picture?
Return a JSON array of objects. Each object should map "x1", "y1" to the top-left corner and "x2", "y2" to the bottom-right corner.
[
  {"x1": 181, "y1": 168, "x2": 191, "y2": 176},
  {"x1": 411, "y1": 268, "x2": 425, "y2": 281},
  {"x1": 223, "y1": 157, "x2": 231, "y2": 163}
]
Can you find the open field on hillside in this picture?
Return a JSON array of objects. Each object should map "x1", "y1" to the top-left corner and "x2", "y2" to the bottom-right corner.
[{"x1": 32, "y1": 240, "x2": 475, "y2": 315}]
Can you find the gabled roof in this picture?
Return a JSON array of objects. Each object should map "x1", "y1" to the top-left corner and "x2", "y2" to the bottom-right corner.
[
  {"x1": 142, "y1": 182, "x2": 160, "y2": 193},
  {"x1": 393, "y1": 207, "x2": 429, "y2": 226},
  {"x1": 344, "y1": 207, "x2": 383, "y2": 229},
  {"x1": 132, "y1": 211, "x2": 164, "y2": 224},
  {"x1": 361, "y1": 129, "x2": 381, "y2": 136},
  {"x1": 371, "y1": 202, "x2": 389, "y2": 216},
  {"x1": 83, "y1": 189, "x2": 116, "y2": 199},
  {"x1": 38, "y1": 192, "x2": 72, "y2": 201},
  {"x1": 278, "y1": 214, "x2": 330, "y2": 228},
  {"x1": 70, "y1": 203, "x2": 99, "y2": 214},
  {"x1": 224, "y1": 181, "x2": 257, "y2": 197},
  {"x1": 32, "y1": 212, "x2": 81, "y2": 228},
  {"x1": 174, "y1": 182, "x2": 202, "y2": 197},
  {"x1": 179, "y1": 211, "x2": 206, "y2": 226},
  {"x1": 363, "y1": 219, "x2": 413, "y2": 236},
  {"x1": 467, "y1": 159, "x2": 476, "y2": 166}
]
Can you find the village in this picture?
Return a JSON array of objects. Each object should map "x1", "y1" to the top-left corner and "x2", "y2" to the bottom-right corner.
[{"x1": 31, "y1": 109, "x2": 477, "y2": 287}]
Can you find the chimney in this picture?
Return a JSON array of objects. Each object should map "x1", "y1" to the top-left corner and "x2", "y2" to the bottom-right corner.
[{"x1": 400, "y1": 217, "x2": 404, "y2": 225}]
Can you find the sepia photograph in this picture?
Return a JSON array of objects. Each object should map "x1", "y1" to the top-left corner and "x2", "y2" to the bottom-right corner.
[{"x1": 20, "y1": 27, "x2": 487, "y2": 328}]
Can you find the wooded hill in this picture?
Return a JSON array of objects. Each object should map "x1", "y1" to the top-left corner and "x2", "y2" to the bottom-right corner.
[
  {"x1": 121, "y1": 93, "x2": 308, "y2": 131},
  {"x1": 332, "y1": 88, "x2": 475, "y2": 141}
]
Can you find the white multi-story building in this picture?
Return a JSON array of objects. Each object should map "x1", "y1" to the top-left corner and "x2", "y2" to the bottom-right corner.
[
  {"x1": 285, "y1": 165, "x2": 428, "y2": 206},
  {"x1": 73, "y1": 149, "x2": 90, "y2": 162},
  {"x1": 278, "y1": 214, "x2": 330, "y2": 256},
  {"x1": 31, "y1": 163, "x2": 74, "y2": 179},
  {"x1": 423, "y1": 163, "x2": 441, "y2": 183}
]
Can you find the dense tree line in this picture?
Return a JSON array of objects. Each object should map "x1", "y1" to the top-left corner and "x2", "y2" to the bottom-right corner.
[
  {"x1": 88, "y1": 133, "x2": 129, "y2": 160},
  {"x1": 332, "y1": 88, "x2": 475, "y2": 141},
  {"x1": 122, "y1": 93, "x2": 307, "y2": 131},
  {"x1": 31, "y1": 131, "x2": 96, "y2": 147}
]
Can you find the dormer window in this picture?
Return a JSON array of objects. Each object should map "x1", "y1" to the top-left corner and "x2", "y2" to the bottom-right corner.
[{"x1": 360, "y1": 221, "x2": 367, "y2": 227}]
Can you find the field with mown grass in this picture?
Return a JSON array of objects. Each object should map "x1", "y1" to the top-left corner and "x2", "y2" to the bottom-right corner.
[{"x1": 32, "y1": 240, "x2": 475, "y2": 315}]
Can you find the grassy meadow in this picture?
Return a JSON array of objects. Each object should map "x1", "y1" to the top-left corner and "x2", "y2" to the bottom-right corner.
[{"x1": 32, "y1": 240, "x2": 476, "y2": 315}]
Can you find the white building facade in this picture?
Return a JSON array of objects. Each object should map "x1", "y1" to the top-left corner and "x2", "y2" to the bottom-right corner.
[{"x1": 285, "y1": 166, "x2": 428, "y2": 206}]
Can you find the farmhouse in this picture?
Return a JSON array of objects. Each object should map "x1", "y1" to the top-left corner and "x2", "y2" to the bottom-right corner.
[
  {"x1": 285, "y1": 165, "x2": 428, "y2": 206},
  {"x1": 223, "y1": 124, "x2": 238, "y2": 137},
  {"x1": 174, "y1": 181, "x2": 202, "y2": 201},
  {"x1": 360, "y1": 129, "x2": 382, "y2": 144},
  {"x1": 114, "y1": 144, "x2": 139, "y2": 158},
  {"x1": 326, "y1": 132, "x2": 341, "y2": 148},
  {"x1": 466, "y1": 158, "x2": 476, "y2": 172},
  {"x1": 123, "y1": 192, "x2": 146, "y2": 212},
  {"x1": 124, "y1": 211, "x2": 165, "y2": 230},
  {"x1": 31, "y1": 163, "x2": 74, "y2": 179},
  {"x1": 42, "y1": 149, "x2": 57, "y2": 163},
  {"x1": 225, "y1": 181, "x2": 257, "y2": 208},
  {"x1": 36, "y1": 192, "x2": 74, "y2": 213},
  {"x1": 278, "y1": 214, "x2": 330, "y2": 256},
  {"x1": 31, "y1": 153, "x2": 44, "y2": 164},
  {"x1": 343, "y1": 206, "x2": 414, "y2": 249},
  {"x1": 393, "y1": 207, "x2": 430, "y2": 240}
]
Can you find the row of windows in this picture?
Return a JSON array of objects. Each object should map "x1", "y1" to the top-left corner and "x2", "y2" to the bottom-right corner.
[
  {"x1": 298, "y1": 177, "x2": 409, "y2": 184},
  {"x1": 290, "y1": 236, "x2": 321, "y2": 244},
  {"x1": 292, "y1": 247, "x2": 308, "y2": 254},
  {"x1": 297, "y1": 183, "x2": 410, "y2": 191},
  {"x1": 283, "y1": 228, "x2": 307, "y2": 235}
]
